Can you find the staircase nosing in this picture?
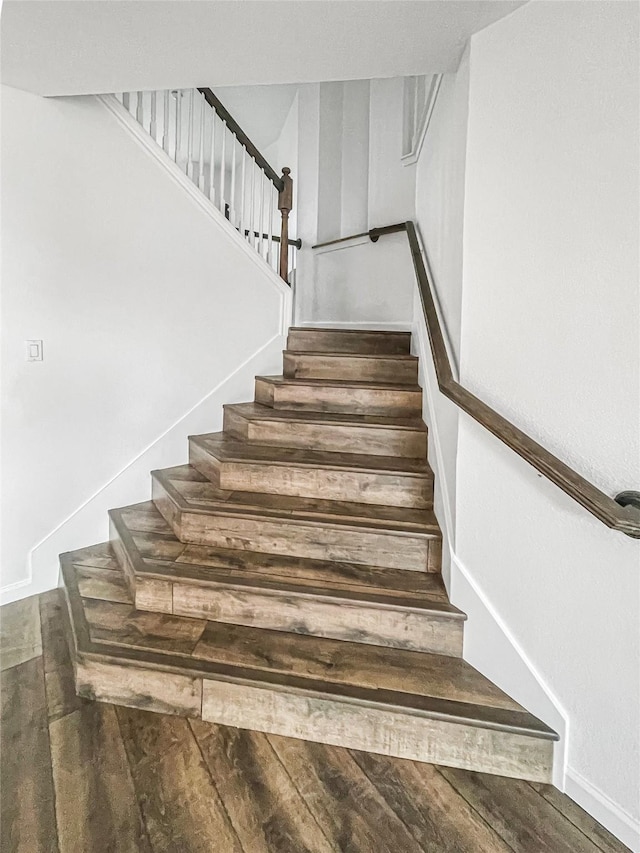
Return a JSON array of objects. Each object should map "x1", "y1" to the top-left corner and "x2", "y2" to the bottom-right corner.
[
  {"x1": 151, "y1": 473, "x2": 440, "y2": 537},
  {"x1": 283, "y1": 350, "x2": 419, "y2": 361},
  {"x1": 258, "y1": 375, "x2": 423, "y2": 391},
  {"x1": 190, "y1": 433, "x2": 434, "y2": 478},
  {"x1": 108, "y1": 549, "x2": 464, "y2": 617},
  {"x1": 75, "y1": 636, "x2": 557, "y2": 740},
  {"x1": 224, "y1": 404, "x2": 428, "y2": 432}
]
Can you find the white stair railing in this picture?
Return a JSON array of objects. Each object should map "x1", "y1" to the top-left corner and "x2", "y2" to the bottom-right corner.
[{"x1": 115, "y1": 88, "x2": 299, "y2": 281}]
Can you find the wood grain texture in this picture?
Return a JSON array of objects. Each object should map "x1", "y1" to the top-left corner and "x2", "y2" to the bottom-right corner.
[
  {"x1": 267, "y1": 735, "x2": 428, "y2": 853},
  {"x1": 152, "y1": 475, "x2": 438, "y2": 571},
  {"x1": 0, "y1": 595, "x2": 42, "y2": 671},
  {"x1": 201, "y1": 679, "x2": 555, "y2": 782},
  {"x1": 39, "y1": 589, "x2": 87, "y2": 722},
  {"x1": 286, "y1": 327, "x2": 412, "y2": 355},
  {"x1": 283, "y1": 350, "x2": 419, "y2": 385},
  {"x1": 190, "y1": 721, "x2": 335, "y2": 853},
  {"x1": 255, "y1": 375, "x2": 423, "y2": 416},
  {"x1": 49, "y1": 702, "x2": 152, "y2": 852},
  {"x1": 172, "y1": 581, "x2": 464, "y2": 655},
  {"x1": 189, "y1": 432, "x2": 433, "y2": 509},
  {"x1": 529, "y1": 782, "x2": 632, "y2": 853},
  {"x1": 350, "y1": 750, "x2": 514, "y2": 852},
  {"x1": 0, "y1": 591, "x2": 629, "y2": 853},
  {"x1": 76, "y1": 658, "x2": 202, "y2": 717},
  {"x1": 156, "y1": 465, "x2": 437, "y2": 532},
  {"x1": 438, "y1": 766, "x2": 606, "y2": 852},
  {"x1": 117, "y1": 707, "x2": 244, "y2": 853},
  {"x1": 224, "y1": 402, "x2": 428, "y2": 457},
  {"x1": 191, "y1": 621, "x2": 505, "y2": 705},
  {"x1": 0, "y1": 657, "x2": 59, "y2": 853}
]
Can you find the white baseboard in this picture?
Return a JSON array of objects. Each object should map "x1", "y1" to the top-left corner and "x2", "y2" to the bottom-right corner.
[
  {"x1": 411, "y1": 314, "x2": 569, "y2": 788},
  {"x1": 1, "y1": 335, "x2": 286, "y2": 605},
  {"x1": 566, "y1": 766, "x2": 640, "y2": 851}
]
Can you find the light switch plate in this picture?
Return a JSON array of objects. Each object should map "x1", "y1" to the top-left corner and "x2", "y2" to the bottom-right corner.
[{"x1": 25, "y1": 340, "x2": 43, "y2": 362}]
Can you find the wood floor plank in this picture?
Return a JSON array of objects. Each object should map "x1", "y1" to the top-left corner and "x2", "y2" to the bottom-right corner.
[
  {"x1": 267, "y1": 735, "x2": 426, "y2": 853},
  {"x1": 39, "y1": 589, "x2": 87, "y2": 722},
  {"x1": 350, "y1": 750, "x2": 513, "y2": 852},
  {"x1": 190, "y1": 720, "x2": 335, "y2": 853},
  {"x1": 0, "y1": 595, "x2": 42, "y2": 670},
  {"x1": 529, "y1": 782, "x2": 632, "y2": 853},
  {"x1": 438, "y1": 766, "x2": 606, "y2": 852},
  {"x1": 49, "y1": 701, "x2": 152, "y2": 853},
  {"x1": 0, "y1": 657, "x2": 59, "y2": 853},
  {"x1": 116, "y1": 708, "x2": 244, "y2": 853}
]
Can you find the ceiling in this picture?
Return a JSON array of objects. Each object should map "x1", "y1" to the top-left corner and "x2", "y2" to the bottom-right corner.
[{"x1": 0, "y1": 1, "x2": 526, "y2": 97}]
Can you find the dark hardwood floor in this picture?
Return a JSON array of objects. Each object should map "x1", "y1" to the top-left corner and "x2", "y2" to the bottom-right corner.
[{"x1": 0, "y1": 591, "x2": 630, "y2": 853}]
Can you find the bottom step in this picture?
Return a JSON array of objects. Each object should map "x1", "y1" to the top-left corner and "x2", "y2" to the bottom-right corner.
[{"x1": 60, "y1": 545, "x2": 557, "y2": 783}]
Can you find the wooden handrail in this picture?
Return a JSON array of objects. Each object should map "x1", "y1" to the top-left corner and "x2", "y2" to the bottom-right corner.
[
  {"x1": 313, "y1": 221, "x2": 640, "y2": 538},
  {"x1": 198, "y1": 88, "x2": 284, "y2": 191},
  {"x1": 198, "y1": 87, "x2": 294, "y2": 283}
]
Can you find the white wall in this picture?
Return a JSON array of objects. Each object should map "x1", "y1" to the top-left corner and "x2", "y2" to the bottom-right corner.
[
  {"x1": 368, "y1": 77, "x2": 417, "y2": 228},
  {"x1": 1, "y1": 85, "x2": 290, "y2": 602},
  {"x1": 425, "y1": 1, "x2": 639, "y2": 845}
]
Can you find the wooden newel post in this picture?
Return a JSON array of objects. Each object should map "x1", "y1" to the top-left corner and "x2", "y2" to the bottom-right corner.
[{"x1": 278, "y1": 167, "x2": 293, "y2": 282}]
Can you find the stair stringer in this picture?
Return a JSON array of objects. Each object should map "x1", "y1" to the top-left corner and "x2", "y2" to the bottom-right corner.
[{"x1": 411, "y1": 303, "x2": 569, "y2": 789}]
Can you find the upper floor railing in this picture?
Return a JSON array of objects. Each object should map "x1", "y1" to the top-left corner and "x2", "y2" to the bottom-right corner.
[{"x1": 116, "y1": 88, "x2": 300, "y2": 282}]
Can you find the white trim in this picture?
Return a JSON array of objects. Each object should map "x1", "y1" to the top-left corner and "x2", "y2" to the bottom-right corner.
[
  {"x1": 0, "y1": 576, "x2": 33, "y2": 606},
  {"x1": 412, "y1": 312, "x2": 569, "y2": 789},
  {"x1": 565, "y1": 766, "x2": 640, "y2": 851},
  {"x1": 401, "y1": 74, "x2": 443, "y2": 167},
  {"x1": 4, "y1": 334, "x2": 283, "y2": 605},
  {"x1": 96, "y1": 94, "x2": 292, "y2": 334}
]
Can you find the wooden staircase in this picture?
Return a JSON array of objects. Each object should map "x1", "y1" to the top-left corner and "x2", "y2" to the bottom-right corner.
[{"x1": 60, "y1": 327, "x2": 558, "y2": 782}]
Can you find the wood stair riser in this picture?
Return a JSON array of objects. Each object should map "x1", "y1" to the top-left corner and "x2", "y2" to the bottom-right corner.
[
  {"x1": 256, "y1": 377, "x2": 422, "y2": 417},
  {"x1": 74, "y1": 656, "x2": 553, "y2": 783},
  {"x1": 110, "y1": 516, "x2": 173, "y2": 614},
  {"x1": 223, "y1": 407, "x2": 428, "y2": 458},
  {"x1": 152, "y1": 477, "x2": 442, "y2": 572},
  {"x1": 282, "y1": 352, "x2": 418, "y2": 385},
  {"x1": 189, "y1": 440, "x2": 433, "y2": 510},
  {"x1": 287, "y1": 328, "x2": 412, "y2": 355},
  {"x1": 170, "y1": 584, "x2": 464, "y2": 656},
  {"x1": 200, "y1": 680, "x2": 554, "y2": 783}
]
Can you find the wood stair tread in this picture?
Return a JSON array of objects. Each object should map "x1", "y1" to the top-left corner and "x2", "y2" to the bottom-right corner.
[
  {"x1": 225, "y1": 401, "x2": 427, "y2": 431},
  {"x1": 287, "y1": 327, "x2": 412, "y2": 355},
  {"x1": 258, "y1": 374, "x2": 422, "y2": 391},
  {"x1": 110, "y1": 502, "x2": 456, "y2": 611},
  {"x1": 153, "y1": 465, "x2": 439, "y2": 535},
  {"x1": 284, "y1": 350, "x2": 418, "y2": 361},
  {"x1": 62, "y1": 549, "x2": 557, "y2": 741},
  {"x1": 190, "y1": 432, "x2": 432, "y2": 476}
]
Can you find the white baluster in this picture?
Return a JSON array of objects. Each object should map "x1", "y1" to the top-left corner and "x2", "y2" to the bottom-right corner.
[
  {"x1": 150, "y1": 91, "x2": 157, "y2": 140},
  {"x1": 239, "y1": 148, "x2": 247, "y2": 241},
  {"x1": 250, "y1": 159, "x2": 256, "y2": 247},
  {"x1": 136, "y1": 91, "x2": 144, "y2": 126},
  {"x1": 268, "y1": 183, "x2": 274, "y2": 267},
  {"x1": 230, "y1": 137, "x2": 237, "y2": 226},
  {"x1": 208, "y1": 108, "x2": 216, "y2": 205},
  {"x1": 163, "y1": 91, "x2": 170, "y2": 153},
  {"x1": 258, "y1": 172, "x2": 265, "y2": 257},
  {"x1": 198, "y1": 93, "x2": 205, "y2": 192},
  {"x1": 220, "y1": 121, "x2": 227, "y2": 214},
  {"x1": 122, "y1": 92, "x2": 130, "y2": 111},
  {"x1": 175, "y1": 90, "x2": 182, "y2": 165},
  {"x1": 186, "y1": 89, "x2": 194, "y2": 181}
]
